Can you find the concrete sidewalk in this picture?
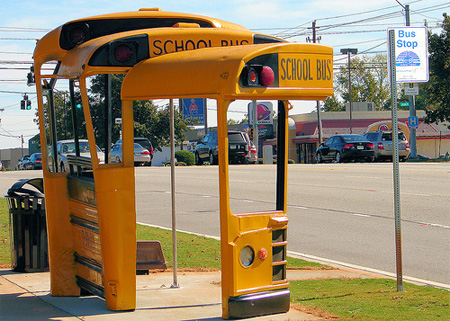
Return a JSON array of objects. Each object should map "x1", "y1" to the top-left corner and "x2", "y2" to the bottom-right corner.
[{"x1": 0, "y1": 268, "x2": 375, "y2": 321}]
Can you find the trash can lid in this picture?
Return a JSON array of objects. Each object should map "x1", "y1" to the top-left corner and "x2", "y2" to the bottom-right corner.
[{"x1": 7, "y1": 178, "x2": 44, "y2": 198}]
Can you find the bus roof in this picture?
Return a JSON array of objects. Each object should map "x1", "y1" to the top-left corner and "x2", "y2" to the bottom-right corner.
[{"x1": 121, "y1": 42, "x2": 333, "y2": 101}]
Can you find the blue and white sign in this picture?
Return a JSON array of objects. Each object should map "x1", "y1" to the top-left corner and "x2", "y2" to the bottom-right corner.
[
  {"x1": 388, "y1": 27, "x2": 429, "y2": 83},
  {"x1": 182, "y1": 98, "x2": 205, "y2": 125},
  {"x1": 408, "y1": 116, "x2": 418, "y2": 129}
]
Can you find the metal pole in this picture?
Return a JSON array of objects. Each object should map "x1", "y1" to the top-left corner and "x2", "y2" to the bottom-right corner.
[
  {"x1": 204, "y1": 98, "x2": 208, "y2": 134},
  {"x1": 389, "y1": 29, "x2": 404, "y2": 292},
  {"x1": 252, "y1": 100, "x2": 259, "y2": 157},
  {"x1": 104, "y1": 74, "x2": 112, "y2": 163},
  {"x1": 316, "y1": 101, "x2": 323, "y2": 144},
  {"x1": 348, "y1": 52, "x2": 353, "y2": 134},
  {"x1": 169, "y1": 99, "x2": 179, "y2": 288},
  {"x1": 405, "y1": 4, "x2": 417, "y2": 158},
  {"x1": 311, "y1": 21, "x2": 323, "y2": 144}
]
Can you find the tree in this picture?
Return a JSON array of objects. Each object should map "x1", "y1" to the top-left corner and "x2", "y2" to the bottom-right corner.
[
  {"x1": 323, "y1": 94, "x2": 344, "y2": 111},
  {"x1": 88, "y1": 74, "x2": 189, "y2": 151},
  {"x1": 335, "y1": 54, "x2": 391, "y2": 110},
  {"x1": 422, "y1": 13, "x2": 450, "y2": 127}
]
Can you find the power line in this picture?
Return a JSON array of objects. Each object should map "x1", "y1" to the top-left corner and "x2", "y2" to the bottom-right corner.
[
  {"x1": 0, "y1": 37, "x2": 38, "y2": 41},
  {"x1": 0, "y1": 26, "x2": 50, "y2": 32},
  {"x1": 0, "y1": 51, "x2": 33, "y2": 55}
]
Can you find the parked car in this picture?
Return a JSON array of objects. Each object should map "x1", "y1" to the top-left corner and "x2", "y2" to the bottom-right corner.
[
  {"x1": 24, "y1": 153, "x2": 42, "y2": 170},
  {"x1": 363, "y1": 130, "x2": 410, "y2": 162},
  {"x1": 116, "y1": 137, "x2": 153, "y2": 166},
  {"x1": 110, "y1": 143, "x2": 151, "y2": 166},
  {"x1": 57, "y1": 139, "x2": 105, "y2": 172},
  {"x1": 18, "y1": 155, "x2": 30, "y2": 170},
  {"x1": 195, "y1": 131, "x2": 249, "y2": 165},
  {"x1": 0, "y1": 160, "x2": 3, "y2": 171},
  {"x1": 316, "y1": 134, "x2": 375, "y2": 163}
]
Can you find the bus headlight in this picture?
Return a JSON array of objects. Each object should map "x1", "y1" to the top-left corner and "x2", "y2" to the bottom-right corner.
[{"x1": 240, "y1": 245, "x2": 255, "y2": 267}]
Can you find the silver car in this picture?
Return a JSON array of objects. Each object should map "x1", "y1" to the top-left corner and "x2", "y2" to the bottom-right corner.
[
  {"x1": 363, "y1": 131, "x2": 410, "y2": 162},
  {"x1": 57, "y1": 139, "x2": 105, "y2": 172},
  {"x1": 110, "y1": 143, "x2": 151, "y2": 166}
]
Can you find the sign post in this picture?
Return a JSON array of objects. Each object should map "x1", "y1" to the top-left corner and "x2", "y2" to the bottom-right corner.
[
  {"x1": 388, "y1": 26, "x2": 428, "y2": 159},
  {"x1": 388, "y1": 29, "x2": 403, "y2": 292}
]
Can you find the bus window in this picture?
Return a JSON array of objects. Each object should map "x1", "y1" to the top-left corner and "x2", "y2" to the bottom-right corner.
[{"x1": 227, "y1": 101, "x2": 278, "y2": 214}]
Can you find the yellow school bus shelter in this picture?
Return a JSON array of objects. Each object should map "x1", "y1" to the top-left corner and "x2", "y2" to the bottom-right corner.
[{"x1": 32, "y1": 9, "x2": 333, "y2": 319}]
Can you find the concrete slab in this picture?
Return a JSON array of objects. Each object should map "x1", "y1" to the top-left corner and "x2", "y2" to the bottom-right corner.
[{"x1": 1, "y1": 270, "x2": 324, "y2": 320}]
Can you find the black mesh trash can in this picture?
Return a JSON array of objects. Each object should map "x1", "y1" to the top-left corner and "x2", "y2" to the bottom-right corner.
[{"x1": 6, "y1": 178, "x2": 48, "y2": 272}]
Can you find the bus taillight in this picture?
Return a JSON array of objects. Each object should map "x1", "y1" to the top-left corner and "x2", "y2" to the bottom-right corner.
[
  {"x1": 113, "y1": 43, "x2": 134, "y2": 64},
  {"x1": 67, "y1": 23, "x2": 90, "y2": 47},
  {"x1": 89, "y1": 35, "x2": 149, "y2": 67},
  {"x1": 243, "y1": 65, "x2": 275, "y2": 87}
]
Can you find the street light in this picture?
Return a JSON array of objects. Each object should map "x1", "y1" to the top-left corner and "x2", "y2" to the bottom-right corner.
[{"x1": 340, "y1": 48, "x2": 358, "y2": 134}]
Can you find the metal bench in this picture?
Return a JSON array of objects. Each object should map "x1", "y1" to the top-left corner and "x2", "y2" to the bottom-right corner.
[{"x1": 136, "y1": 241, "x2": 167, "y2": 274}]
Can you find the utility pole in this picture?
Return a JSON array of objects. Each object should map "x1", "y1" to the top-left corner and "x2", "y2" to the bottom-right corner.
[
  {"x1": 308, "y1": 21, "x2": 323, "y2": 144},
  {"x1": 340, "y1": 48, "x2": 358, "y2": 134},
  {"x1": 21, "y1": 135, "x2": 24, "y2": 158},
  {"x1": 405, "y1": 4, "x2": 417, "y2": 158}
]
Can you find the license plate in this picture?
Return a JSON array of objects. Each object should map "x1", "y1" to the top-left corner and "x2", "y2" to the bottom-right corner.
[
  {"x1": 134, "y1": 153, "x2": 140, "y2": 156},
  {"x1": 357, "y1": 145, "x2": 364, "y2": 150}
]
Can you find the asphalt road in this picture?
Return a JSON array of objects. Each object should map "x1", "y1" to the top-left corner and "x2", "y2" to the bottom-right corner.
[
  {"x1": 2, "y1": 162, "x2": 449, "y2": 287},
  {"x1": 133, "y1": 162, "x2": 449, "y2": 287}
]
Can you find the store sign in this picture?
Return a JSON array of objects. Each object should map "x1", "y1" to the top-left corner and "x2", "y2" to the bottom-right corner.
[
  {"x1": 182, "y1": 98, "x2": 205, "y2": 125},
  {"x1": 248, "y1": 102, "x2": 273, "y2": 125}
]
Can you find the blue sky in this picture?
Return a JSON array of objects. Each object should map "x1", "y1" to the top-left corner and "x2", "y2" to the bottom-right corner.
[{"x1": 1, "y1": 0, "x2": 449, "y2": 148}]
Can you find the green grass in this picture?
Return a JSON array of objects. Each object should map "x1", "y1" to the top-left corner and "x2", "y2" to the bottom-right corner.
[
  {"x1": 137, "y1": 224, "x2": 221, "y2": 269},
  {"x1": 137, "y1": 223, "x2": 324, "y2": 270},
  {"x1": 290, "y1": 278, "x2": 449, "y2": 320},
  {"x1": 1, "y1": 197, "x2": 449, "y2": 320},
  {"x1": 0, "y1": 198, "x2": 10, "y2": 266},
  {"x1": 1, "y1": 197, "x2": 322, "y2": 271}
]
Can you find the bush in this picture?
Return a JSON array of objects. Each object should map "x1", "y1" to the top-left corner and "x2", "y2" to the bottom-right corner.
[{"x1": 175, "y1": 150, "x2": 195, "y2": 166}]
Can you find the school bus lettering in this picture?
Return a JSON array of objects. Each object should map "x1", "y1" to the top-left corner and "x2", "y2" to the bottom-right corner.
[
  {"x1": 152, "y1": 39, "x2": 213, "y2": 56},
  {"x1": 221, "y1": 39, "x2": 249, "y2": 46},
  {"x1": 280, "y1": 58, "x2": 313, "y2": 81},
  {"x1": 316, "y1": 59, "x2": 332, "y2": 81},
  {"x1": 279, "y1": 54, "x2": 333, "y2": 88},
  {"x1": 151, "y1": 37, "x2": 251, "y2": 57}
]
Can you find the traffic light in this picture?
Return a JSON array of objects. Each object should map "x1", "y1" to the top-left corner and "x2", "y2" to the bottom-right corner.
[
  {"x1": 27, "y1": 72, "x2": 35, "y2": 86},
  {"x1": 27, "y1": 66, "x2": 35, "y2": 86},
  {"x1": 21, "y1": 94, "x2": 31, "y2": 110}
]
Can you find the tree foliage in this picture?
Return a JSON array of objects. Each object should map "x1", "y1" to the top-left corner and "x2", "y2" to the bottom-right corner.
[
  {"x1": 323, "y1": 94, "x2": 344, "y2": 111},
  {"x1": 329, "y1": 54, "x2": 391, "y2": 111},
  {"x1": 88, "y1": 74, "x2": 189, "y2": 151},
  {"x1": 422, "y1": 13, "x2": 450, "y2": 127}
]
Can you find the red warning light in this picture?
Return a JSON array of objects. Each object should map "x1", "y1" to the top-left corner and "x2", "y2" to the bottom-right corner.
[
  {"x1": 260, "y1": 66, "x2": 274, "y2": 86},
  {"x1": 114, "y1": 44, "x2": 133, "y2": 63}
]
